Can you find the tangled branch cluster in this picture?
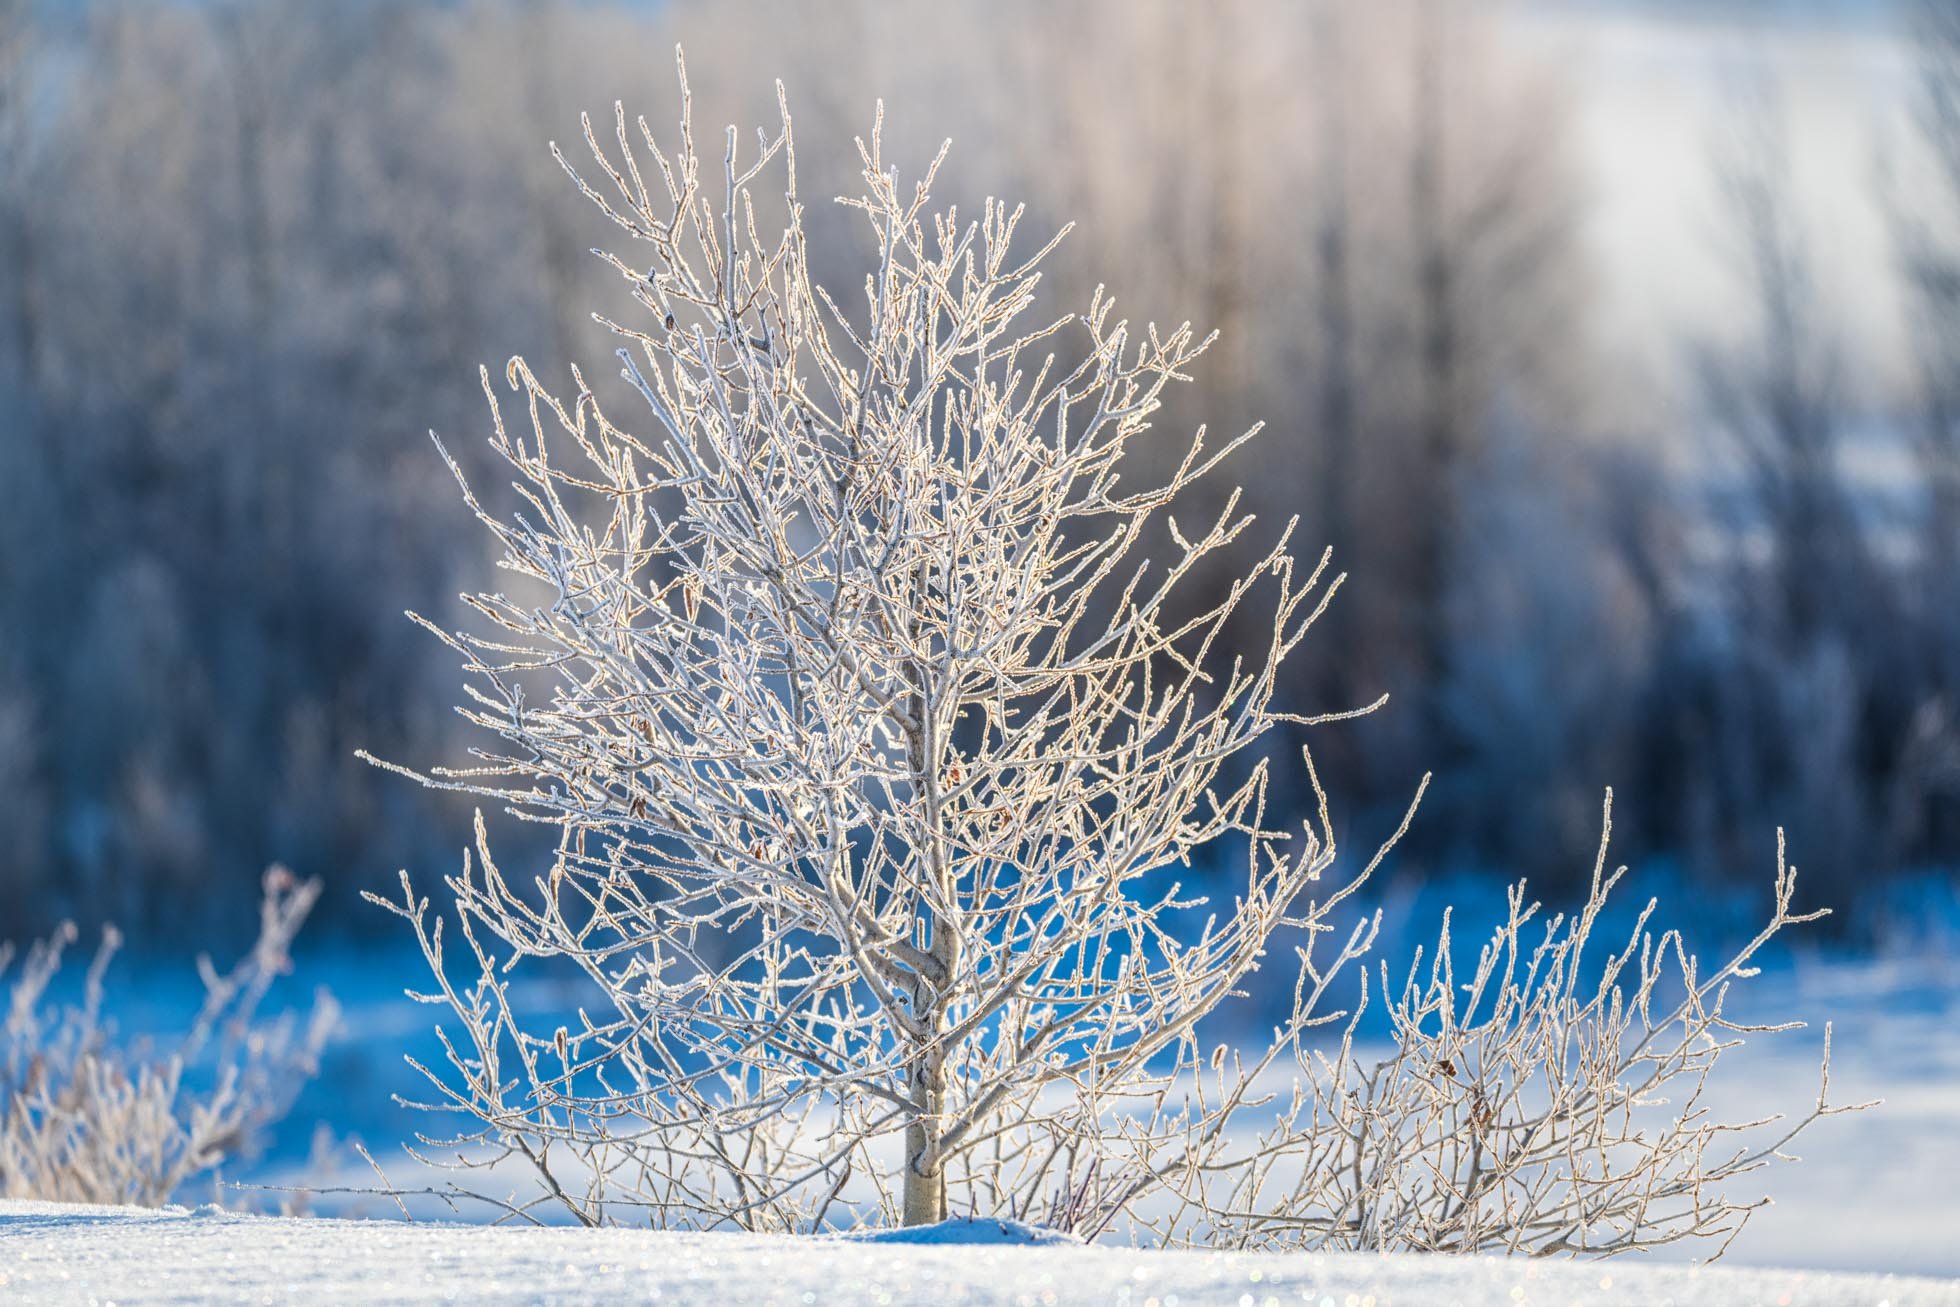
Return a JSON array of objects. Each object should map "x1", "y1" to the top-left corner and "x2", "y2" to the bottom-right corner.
[
  {"x1": 370, "y1": 57, "x2": 1866, "y2": 1251},
  {"x1": 1125, "y1": 797, "x2": 1872, "y2": 1255},
  {"x1": 1, "y1": 868, "x2": 336, "y2": 1207}
]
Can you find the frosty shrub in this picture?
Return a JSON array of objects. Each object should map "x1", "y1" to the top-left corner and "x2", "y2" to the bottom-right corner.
[
  {"x1": 1, "y1": 867, "x2": 337, "y2": 1207},
  {"x1": 1122, "y1": 795, "x2": 1873, "y2": 1255},
  {"x1": 371, "y1": 56, "x2": 1864, "y2": 1249}
]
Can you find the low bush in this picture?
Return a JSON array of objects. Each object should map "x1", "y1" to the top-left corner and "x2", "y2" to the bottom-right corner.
[{"x1": 1, "y1": 867, "x2": 336, "y2": 1207}]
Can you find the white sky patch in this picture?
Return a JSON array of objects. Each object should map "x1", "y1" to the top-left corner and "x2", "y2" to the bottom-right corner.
[{"x1": 1515, "y1": 6, "x2": 1916, "y2": 419}]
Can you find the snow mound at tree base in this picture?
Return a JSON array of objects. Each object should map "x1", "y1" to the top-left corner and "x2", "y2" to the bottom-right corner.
[
  {"x1": 2, "y1": 1199, "x2": 1955, "y2": 1306},
  {"x1": 841, "y1": 1216, "x2": 1083, "y2": 1246}
]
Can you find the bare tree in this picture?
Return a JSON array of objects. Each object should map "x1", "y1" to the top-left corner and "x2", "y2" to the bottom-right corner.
[
  {"x1": 1899, "y1": 0, "x2": 1960, "y2": 586},
  {"x1": 1678, "y1": 88, "x2": 1905, "y2": 892},
  {"x1": 0, "y1": 0, "x2": 43, "y2": 386},
  {"x1": 1703, "y1": 96, "x2": 1865, "y2": 649},
  {"x1": 1880, "y1": 0, "x2": 1960, "y2": 861},
  {"x1": 1409, "y1": 0, "x2": 1462, "y2": 732},
  {"x1": 368, "y1": 61, "x2": 1862, "y2": 1250},
  {"x1": 1307, "y1": 0, "x2": 1360, "y2": 717},
  {"x1": 368, "y1": 52, "x2": 1403, "y2": 1229}
]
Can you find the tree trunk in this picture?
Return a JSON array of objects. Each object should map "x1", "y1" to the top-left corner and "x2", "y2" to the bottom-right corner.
[
  {"x1": 901, "y1": 1045, "x2": 947, "y2": 1225},
  {"x1": 1313, "y1": 0, "x2": 1357, "y2": 718},
  {"x1": 899, "y1": 672, "x2": 953, "y2": 1227},
  {"x1": 1411, "y1": 0, "x2": 1462, "y2": 750}
]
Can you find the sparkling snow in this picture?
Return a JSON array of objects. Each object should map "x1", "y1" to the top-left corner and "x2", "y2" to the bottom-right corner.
[{"x1": 3, "y1": 1200, "x2": 1956, "y2": 1307}]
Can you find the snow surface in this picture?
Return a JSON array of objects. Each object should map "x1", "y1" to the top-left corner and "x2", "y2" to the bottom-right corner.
[
  {"x1": 2, "y1": 1201, "x2": 1954, "y2": 1307},
  {"x1": 849, "y1": 1216, "x2": 1084, "y2": 1246}
]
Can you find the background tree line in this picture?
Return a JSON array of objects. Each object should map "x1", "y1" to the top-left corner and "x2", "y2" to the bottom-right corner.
[{"x1": 1, "y1": 0, "x2": 1955, "y2": 944}]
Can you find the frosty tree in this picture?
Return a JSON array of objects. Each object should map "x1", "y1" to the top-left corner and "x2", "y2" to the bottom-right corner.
[
  {"x1": 370, "y1": 55, "x2": 1863, "y2": 1245},
  {"x1": 366, "y1": 51, "x2": 1389, "y2": 1228}
]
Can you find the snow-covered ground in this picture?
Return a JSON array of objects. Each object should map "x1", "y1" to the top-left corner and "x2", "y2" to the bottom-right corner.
[
  {"x1": 1694, "y1": 947, "x2": 1960, "y2": 1277},
  {"x1": 40, "y1": 891, "x2": 1953, "y2": 1301},
  {"x1": 3, "y1": 1200, "x2": 1955, "y2": 1307},
  {"x1": 249, "y1": 918, "x2": 1960, "y2": 1279}
]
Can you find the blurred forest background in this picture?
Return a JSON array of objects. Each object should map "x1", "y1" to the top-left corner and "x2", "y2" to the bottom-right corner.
[{"x1": 3, "y1": 0, "x2": 1959, "y2": 947}]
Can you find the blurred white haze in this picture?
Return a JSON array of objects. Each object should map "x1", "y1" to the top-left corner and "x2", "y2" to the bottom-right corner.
[{"x1": 1525, "y1": 1, "x2": 1914, "y2": 418}]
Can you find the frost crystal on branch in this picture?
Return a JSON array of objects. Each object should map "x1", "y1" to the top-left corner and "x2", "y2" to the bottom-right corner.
[{"x1": 366, "y1": 54, "x2": 1865, "y2": 1248}]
